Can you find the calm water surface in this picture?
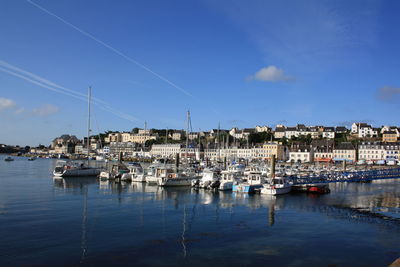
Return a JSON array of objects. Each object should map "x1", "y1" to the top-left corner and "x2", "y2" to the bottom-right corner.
[{"x1": 1, "y1": 157, "x2": 400, "y2": 266}]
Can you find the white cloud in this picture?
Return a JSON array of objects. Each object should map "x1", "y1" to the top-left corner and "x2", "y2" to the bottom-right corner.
[
  {"x1": 249, "y1": 65, "x2": 293, "y2": 82},
  {"x1": 0, "y1": 97, "x2": 16, "y2": 110},
  {"x1": 32, "y1": 104, "x2": 59, "y2": 116}
]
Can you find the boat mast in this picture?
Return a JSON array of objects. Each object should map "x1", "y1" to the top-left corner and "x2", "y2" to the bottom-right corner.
[
  {"x1": 185, "y1": 110, "x2": 190, "y2": 165},
  {"x1": 218, "y1": 122, "x2": 221, "y2": 162},
  {"x1": 87, "y1": 87, "x2": 91, "y2": 164}
]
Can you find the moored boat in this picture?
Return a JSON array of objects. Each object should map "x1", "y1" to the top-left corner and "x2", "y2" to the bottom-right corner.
[
  {"x1": 260, "y1": 176, "x2": 292, "y2": 195},
  {"x1": 232, "y1": 170, "x2": 265, "y2": 193},
  {"x1": 4, "y1": 156, "x2": 14, "y2": 162},
  {"x1": 192, "y1": 168, "x2": 221, "y2": 189},
  {"x1": 53, "y1": 160, "x2": 102, "y2": 177},
  {"x1": 99, "y1": 162, "x2": 129, "y2": 180},
  {"x1": 149, "y1": 166, "x2": 194, "y2": 187},
  {"x1": 218, "y1": 171, "x2": 241, "y2": 191},
  {"x1": 121, "y1": 163, "x2": 145, "y2": 182}
]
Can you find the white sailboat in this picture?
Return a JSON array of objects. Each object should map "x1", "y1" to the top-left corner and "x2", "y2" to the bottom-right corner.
[{"x1": 53, "y1": 87, "x2": 101, "y2": 177}]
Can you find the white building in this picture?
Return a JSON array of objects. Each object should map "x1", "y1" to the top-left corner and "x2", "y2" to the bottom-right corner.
[
  {"x1": 359, "y1": 142, "x2": 385, "y2": 161},
  {"x1": 289, "y1": 145, "x2": 313, "y2": 163},
  {"x1": 121, "y1": 132, "x2": 131, "y2": 143},
  {"x1": 322, "y1": 127, "x2": 335, "y2": 139},
  {"x1": 150, "y1": 144, "x2": 182, "y2": 158},
  {"x1": 255, "y1": 125, "x2": 271, "y2": 133},
  {"x1": 289, "y1": 149, "x2": 313, "y2": 163},
  {"x1": 351, "y1": 123, "x2": 379, "y2": 138}
]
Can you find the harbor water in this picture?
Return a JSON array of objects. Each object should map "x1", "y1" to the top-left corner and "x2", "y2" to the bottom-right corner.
[{"x1": 1, "y1": 157, "x2": 400, "y2": 266}]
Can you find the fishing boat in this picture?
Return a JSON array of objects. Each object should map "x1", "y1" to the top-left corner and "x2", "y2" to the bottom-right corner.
[
  {"x1": 260, "y1": 176, "x2": 292, "y2": 195},
  {"x1": 121, "y1": 163, "x2": 145, "y2": 182},
  {"x1": 219, "y1": 171, "x2": 241, "y2": 191},
  {"x1": 28, "y1": 156, "x2": 37, "y2": 161},
  {"x1": 145, "y1": 164, "x2": 162, "y2": 184},
  {"x1": 4, "y1": 156, "x2": 14, "y2": 162},
  {"x1": 232, "y1": 170, "x2": 265, "y2": 193},
  {"x1": 191, "y1": 168, "x2": 220, "y2": 189},
  {"x1": 152, "y1": 166, "x2": 194, "y2": 187}
]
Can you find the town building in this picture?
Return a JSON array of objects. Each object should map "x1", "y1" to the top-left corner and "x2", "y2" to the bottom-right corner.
[
  {"x1": 289, "y1": 144, "x2": 313, "y2": 163},
  {"x1": 262, "y1": 142, "x2": 287, "y2": 161},
  {"x1": 150, "y1": 144, "x2": 182, "y2": 158},
  {"x1": 322, "y1": 127, "x2": 335, "y2": 139},
  {"x1": 274, "y1": 126, "x2": 286, "y2": 139},
  {"x1": 358, "y1": 142, "x2": 385, "y2": 162},
  {"x1": 105, "y1": 132, "x2": 122, "y2": 143},
  {"x1": 255, "y1": 125, "x2": 271, "y2": 133},
  {"x1": 382, "y1": 131, "x2": 398, "y2": 142},
  {"x1": 333, "y1": 142, "x2": 356, "y2": 162}
]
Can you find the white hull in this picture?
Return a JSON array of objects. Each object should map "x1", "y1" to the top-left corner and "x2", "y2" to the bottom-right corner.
[
  {"x1": 53, "y1": 168, "x2": 101, "y2": 177},
  {"x1": 260, "y1": 185, "x2": 291, "y2": 195},
  {"x1": 99, "y1": 171, "x2": 110, "y2": 179},
  {"x1": 146, "y1": 176, "x2": 159, "y2": 184},
  {"x1": 131, "y1": 174, "x2": 146, "y2": 182}
]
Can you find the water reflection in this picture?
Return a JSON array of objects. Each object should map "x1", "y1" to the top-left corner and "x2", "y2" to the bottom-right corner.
[{"x1": 52, "y1": 177, "x2": 400, "y2": 230}]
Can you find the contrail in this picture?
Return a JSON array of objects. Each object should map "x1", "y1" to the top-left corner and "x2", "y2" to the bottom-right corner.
[
  {"x1": 0, "y1": 61, "x2": 139, "y2": 122},
  {"x1": 1, "y1": 60, "x2": 109, "y2": 107},
  {"x1": 27, "y1": 0, "x2": 193, "y2": 98}
]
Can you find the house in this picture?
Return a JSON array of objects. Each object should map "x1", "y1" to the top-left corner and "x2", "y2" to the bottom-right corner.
[
  {"x1": 335, "y1": 126, "x2": 348, "y2": 133},
  {"x1": 308, "y1": 126, "x2": 321, "y2": 139},
  {"x1": 289, "y1": 143, "x2": 313, "y2": 163},
  {"x1": 171, "y1": 130, "x2": 184, "y2": 141},
  {"x1": 333, "y1": 142, "x2": 356, "y2": 162},
  {"x1": 105, "y1": 132, "x2": 122, "y2": 143},
  {"x1": 381, "y1": 126, "x2": 400, "y2": 137},
  {"x1": 351, "y1": 123, "x2": 369, "y2": 134},
  {"x1": 285, "y1": 127, "x2": 297, "y2": 139},
  {"x1": 322, "y1": 127, "x2": 335, "y2": 139},
  {"x1": 274, "y1": 126, "x2": 286, "y2": 139},
  {"x1": 312, "y1": 140, "x2": 334, "y2": 162},
  {"x1": 358, "y1": 142, "x2": 385, "y2": 162},
  {"x1": 383, "y1": 142, "x2": 400, "y2": 162},
  {"x1": 351, "y1": 122, "x2": 378, "y2": 138},
  {"x1": 262, "y1": 142, "x2": 287, "y2": 161},
  {"x1": 255, "y1": 125, "x2": 271, "y2": 133},
  {"x1": 382, "y1": 131, "x2": 398, "y2": 143}
]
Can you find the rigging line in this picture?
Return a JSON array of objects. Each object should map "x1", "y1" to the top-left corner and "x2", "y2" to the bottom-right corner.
[{"x1": 27, "y1": 0, "x2": 193, "y2": 97}]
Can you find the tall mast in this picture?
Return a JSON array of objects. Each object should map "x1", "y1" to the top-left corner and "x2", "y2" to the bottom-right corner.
[
  {"x1": 218, "y1": 122, "x2": 220, "y2": 162},
  {"x1": 87, "y1": 86, "x2": 91, "y2": 163},
  {"x1": 185, "y1": 110, "x2": 190, "y2": 165}
]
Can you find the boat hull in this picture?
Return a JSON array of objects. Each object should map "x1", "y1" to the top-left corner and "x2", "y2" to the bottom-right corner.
[
  {"x1": 232, "y1": 184, "x2": 263, "y2": 193},
  {"x1": 53, "y1": 168, "x2": 101, "y2": 177},
  {"x1": 158, "y1": 177, "x2": 193, "y2": 187},
  {"x1": 219, "y1": 181, "x2": 234, "y2": 191},
  {"x1": 260, "y1": 185, "x2": 291, "y2": 195}
]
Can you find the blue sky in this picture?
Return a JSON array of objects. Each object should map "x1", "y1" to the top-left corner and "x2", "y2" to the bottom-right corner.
[{"x1": 1, "y1": 0, "x2": 400, "y2": 146}]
